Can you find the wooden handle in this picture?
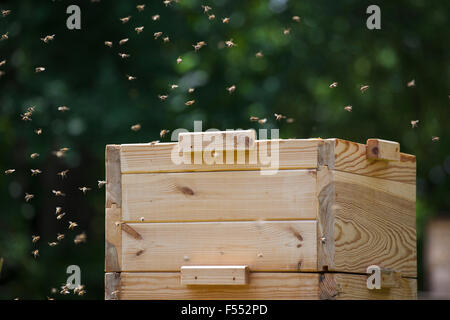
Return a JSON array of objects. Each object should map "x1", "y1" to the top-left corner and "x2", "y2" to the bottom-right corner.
[
  {"x1": 181, "y1": 265, "x2": 249, "y2": 285},
  {"x1": 366, "y1": 139, "x2": 400, "y2": 161},
  {"x1": 178, "y1": 130, "x2": 256, "y2": 152}
]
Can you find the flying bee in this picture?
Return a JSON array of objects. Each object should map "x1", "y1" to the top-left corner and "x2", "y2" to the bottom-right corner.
[
  {"x1": 150, "y1": 140, "x2": 159, "y2": 145},
  {"x1": 226, "y1": 85, "x2": 236, "y2": 94},
  {"x1": 126, "y1": 75, "x2": 136, "y2": 81},
  {"x1": 136, "y1": 4, "x2": 145, "y2": 12},
  {"x1": 57, "y1": 170, "x2": 69, "y2": 179},
  {"x1": 131, "y1": 124, "x2": 141, "y2": 131},
  {"x1": 35, "y1": 67, "x2": 45, "y2": 73},
  {"x1": 31, "y1": 250, "x2": 39, "y2": 259},
  {"x1": 135, "y1": 26, "x2": 144, "y2": 34},
  {"x1": 55, "y1": 207, "x2": 62, "y2": 215},
  {"x1": 119, "y1": 38, "x2": 129, "y2": 45},
  {"x1": 0, "y1": 60, "x2": 5, "y2": 67},
  {"x1": 255, "y1": 51, "x2": 263, "y2": 58},
  {"x1": 5, "y1": 169, "x2": 15, "y2": 174},
  {"x1": 118, "y1": 53, "x2": 130, "y2": 59},
  {"x1": 274, "y1": 113, "x2": 286, "y2": 121},
  {"x1": 225, "y1": 39, "x2": 236, "y2": 48},
  {"x1": 292, "y1": 16, "x2": 301, "y2": 22},
  {"x1": 48, "y1": 242, "x2": 58, "y2": 247},
  {"x1": 344, "y1": 105, "x2": 353, "y2": 112},
  {"x1": 104, "y1": 41, "x2": 113, "y2": 48},
  {"x1": 222, "y1": 17, "x2": 230, "y2": 23},
  {"x1": 432, "y1": 136, "x2": 440, "y2": 142},
  {"x1": 163, "y1": 0, "x2": 172, "y2": 6},
  {"x1": 120, "y1": 16, "x2": 131, "y2": 24},
  {"x1": 74, "y1": 232, "x2": 87, "y2": 244},
  {"x1": 286, "y1": 118, "x2": 295, "y2": 123},
  {"x1": 407, "y1": 79, "x2": 415, "y2": 87},
  {"x1": 170, "y1": 84, "x2": 178, "y2": 90},
  {"x1": 360, "y1": 85, "x2": 369, "y2": 93},
  {"x1": 188, "y1": 88, "x2": 195, "y2": 93},
  {"x1": 176, "y1": 56, "x2": 182, "y2": 64},
  {"x1": 193, "y1": 41, "x2": 206, "y2": 52},
  {"x1": 57, "y1": 233, "x2": 65, "y2": 241},
  {"x1": 158, "y1": 94, "x2": 169, "y2": 101},
  {"x1": 152, "y1": 14, "x2": 160, "y2": 21},
  {"x1": 34, "y1": 128, "x2": 42, "y2": 135},
  {"x1": 185, "y1": 100, "x2": 195, "y2": 106},
  {"x1": 30, "y1": 153, "x2": 39, "y2": 159},
  {"x1": 329, "y1": 82, "x2": 338, "y2": 88},
  {"x1": 32, "y1": 235, "x2": 40, "y2": 243},
  {"x1": 154, "y1": 32, "x2": 163, "y2": 39},
  {"x1": 60, "y1": 147, "x2": 70, "y2": 152},
  {"x1": 60, "y1": 289, "x2": 70, "y2": 295},
  {"x1": 52, "y1": 190, "x2": 65, "y2": 197},
  {"x1": 258, "y1": 118, "x2": 267, "y2": 124},
  {"x1": 98, "y1": 180, "x2": 106, "y2": 188},
  {"x1": 68, "y1": 221, "x2": 78, "y2": 230},
  {"x1": 56, "y1": 213, "x2": 66, "y2": 220},
  {"x1": 208, "y1": 14, "x2": 215, "y2": 20},
  {"x1": 78, "y1": 186, "x2": 91, "y2": 195},
  {"x1": 31, "y1": 169, "x2": 42, "y2": 176},
  {"x1": 2, "y1": 10, "x2": 11, "y2": 17},
  {"x1": 411, "y1": 120, "x2": 419, "y2": 128},
  {"x1": 58, "y1": 105, "x2": 70, "y2": 112},
  {"x1": 202, "y1": 5, "x2": 212, "y2": 13},
  {"x1": 40, "y1": 34, "x2": 55, "y2": 43},
  {"x1": 1, "y1": 32, "x2": 8, "y2": 41},
  {"x1": 160, "y1": 129, "x2": 170, "y2": 138},
  {"x1": 163, "y1": 36, "x2": 170, "y2": 43},
  {"x1": 250, "y1": 116, "x2": 259, "y2": 122},
  {"x1": 283, "y1": 28, "x2": 291, "y2": 35}
]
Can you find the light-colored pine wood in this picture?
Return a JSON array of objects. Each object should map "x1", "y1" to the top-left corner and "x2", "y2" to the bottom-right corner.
[
  {"x1": 105, "y1": 205, "x2": 122, "y2": 272},
  {"x1": 320, "y1": 273, "x2": 417, "y2": 300},
  {"x1": 121, "y1": 221, "x2": 317, "y2": 272},
  {"x1": 116, "y1": 272, "x2": 320, "y2": 300},
  {"x1": 178, "y1": 130, "x2": 256, "y2": 152},
  {"x1": 366, "y1": 138, "x2": 400, "y2": 161},
  {"x1": 105, "y1": 272, "x2": 121, "y2": 300},
  {"x1": 331, "y1": 138, "x2": 416, "y2": 184},
  {"x1": 333, "y1": 170, "x2": 417, "y2": 277},
  {"x1": 120, "y1": 139, "x2": 323, "y2": 173},
  {"x1": 181, "y1": 266, "x2": 249, "y2": 285},
  {"x1": 106, "y1": 145, "x2": 122, "y2": 208},
  {"x1": 121, "y1": 170, "x2": 318, "y2": 222}
]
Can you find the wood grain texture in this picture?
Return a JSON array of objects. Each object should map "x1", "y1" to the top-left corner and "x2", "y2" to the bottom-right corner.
[
  {"x1": 105, "y1": 205, "x2": 122, "y2": 272},
  {"x1": 105, "y1": 272, "x2": 121, "y2": 300},
  {"x1": 366, "y1": 139, "x2": 400, "y2": 161},
  {"x1": 320, "y1": 273, "x2": 417, "y2": 300},
  {"x1": 106, "y1": 145, "x2": 122, "y2": 208},
  {"x1": 117, "y1": 272, "x2": 320, "y2": 300},
  {"x1": 121, "y1": 170, "x2": 317, "y2": 222},
  {"x1": 121, "y1": 221, "x2": 317, "y2": 272},
  {"x1": 181, "y1": 266, "x2": 249, "y2": 285},
  {"x1": 120, "y1": 139, "x2": 322, "y2": 173},
  {"x1": 331, "y1": 139, "x2": 416, "y2": 184},
  {"x1": 333, "y1": 170, "x2": 417, "y2": 277},
  {"x1": 178, "y1": 130, "x2": 256, "y2": 152}
]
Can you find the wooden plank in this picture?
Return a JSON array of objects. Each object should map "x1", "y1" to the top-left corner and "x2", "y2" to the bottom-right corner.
[
  {"x1": 366, "y1": 139, "x2": 400, "y2": 161},
  {"x1": 105, "y1": 272, "x2": 121, "y2": 300},
  {"x1": 121, "y1": 170, "x2": 318, "y2": 222},
  {"x1": 121, "y1": 221, "x2": 317, "y2": 272},
  {"x1": 120, "y1": 139, "x2": 322, "y2": 173},
  {"x1": 181, "y1": 266, "x2": 249, "y2": 285},
  {"x1": 331, "y1": 138, "x2": 416, "y2": 184},
  {"x1": 320, "y1": 273, "x2": 417, "y2": 300},
  {"x1": 106, "y1": 145, "x2": 122, "y2": 208},
  {"x1": 105, "y1": 205, "x2": 122, "y2": 272},
  {"x1": 117, "y1": 272, "x2": 320, "y2": 300},
  {"x1": 333, "y1": 170, "x2": 417, "y2": 277},
  {"x1": 178, "y1": 130, "x2": 256, "y2": 152}
]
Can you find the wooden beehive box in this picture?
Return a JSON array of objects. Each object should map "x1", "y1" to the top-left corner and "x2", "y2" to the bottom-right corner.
[{"x1": 105, "y1": 131, "x2": 417, "y2": 300}]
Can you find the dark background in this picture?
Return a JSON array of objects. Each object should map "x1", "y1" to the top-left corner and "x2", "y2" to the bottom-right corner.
[{"x1": 0, "y1": 0, "x2": 448, "y2": 299}]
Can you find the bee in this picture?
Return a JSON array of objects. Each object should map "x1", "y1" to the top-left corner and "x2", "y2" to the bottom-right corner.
[
  {"x1": 188, "y1": 88, "x2": 195, "y2": 93},
  {"x1": 149, "y1": 140, "x2": 159, "y2": 145},
  {"x1": 431, "y1": 136, "x2": 440, "y2": 142},
  {"x1": 283, "y1": 28, "x2": 291, "y2": 35},
  {"x1": 1, "y1": 32, "x2": 8, "y2": 41},
  {"x1": 47, "y1": 297, "x2": 54, "y2": 301},
  {"x1": 185, "y1": 100, "x2": 195, "y2": 106},
  {"x1": 360, "y1": 85, "x2": 369, "y2": 93},
  {"x1": 31, "y1": 250, "x2": 39, "y2": 259},
  {"x1": 119, "y1": 38, "x2": 129, "y2": 45},
  {"x1": 411, "y1": 120, "x2": 419, "y2": 128},
  {"x1": 56, "y1": 213, "x2": 66, "y2": 220},
  {"x1": 208, "y1": 14, "x2": 215, "y2": 21},
  {"x1": 60, "y1": 288, "x2": 70, "y2": 295},
  {"x1": 2, "y1": 10, "x2": 11, "y2": 17},
  {"x1": 126, "y1": 75, "x2": 136, "y2": 81},
  {"x1": 58, "y1": 105, "x2": 70, "y2": 112},
  {"x1": 111, "y1": 290, "x2": 120, "y2": 297},
  {"x1": 158, "y1": 94, "x2": 169, "y2": 101},
  {"x1": 0, "y1": 60, "x2": 6, "y2": 67},
  {"x1": 118, "y1": 53, "x2": 130, "y2": 59},
  {"x1": 40, "y1": 34, "x2": 55, "y2": 43},
  {"x1": 202, "y1": 5, "x2": 212, "y2": 13},
  {"x1": 74, "y1": 284, "x2": 85, "y2": 294},
  {"x1": 35, "y1": 67, "x2": 46, "y2": 73},
  {"x1": 78, "y1": 186, "x2": 91, "y2": 195},
  {"x1": 222, "y1": 17, "x2": 230, "y2": 24},
  {"x1": 52, "y1": 190, "x2": 65, "y2": 197},
  {"x1": 57, "y1": 233, "x2": 65, "y2": 241},
  {"x1": 55, "y1": 207, "x2": 62, "y2": 215},
  {"x1": 104, "y1": 41, "x2": 113, "y2": 48},
  {"x1": 120, "y1": 16, "x2": 131, "y2": 24},
  {"x1": 329, "y1": 82, "x2": 338, "y2": 88},
  {"x1": 68, "y1": 221, "x2": 78, "y2": 230},
  {"x1": 258, "y1": 118, "x2": 267, "y2": 124},
  {"x1": 292, "y1": 16, "x2": 301, "y2": 22},
  {"x1": 30, "y1": 153, "x2": 39, "y2": 159},
  {"x1": 250, "y1": 116, "x2": 259, "y2": 122},
  {"x1": 176, "y1": 56, "x2": 183, "y2": 64},
  {"x1": 193, "y1": 41, "x2": 206, "y2": 52},
  {"x1": 152, "y1": 14, "x2": 160, "y2": 21},
  {"x1": 407, "y1": 79, "x2": 415, "y2": 87},
  {"x1": 163, "y1": 0, "x2": 172, "y2": 6},
  {"x1": 344, "y1": 105, "x2": 353, "y2": 112},
  {"x1": 135, "y1": 26, "x2": 144, "y2": 34},
  {"x1": 98, "y1": 180, "x2": 106, "y2": 188},
  {"x1": 154, "y1": 32, "x2": 163, "y2": 39},
  {"x1": 225, "y1": 39, "x2": 236, "y2": 48},
  {"x1": 56, "y1": 170, "x2": 69, "y2": 179},
  {"x1": 48, "y1": 242, "x2": 58, "y2": 247},
  {"x1": 170, "y1": 84, "x2": 178, "y2": 90},
  {"x1": 34, "y1": 128, "x2": 42, "y2": 135},
  {"x1": 255, "y1": 51, "x2": 263, "y2": 58},
  {"x1": 136, "y1": 4, "x2": 145, "y2": 12},
  {"x1": 160, "y1": 129, "x2": 170, "y2": 138},
  {"x1": 163, "y1": 36, "x2": 170, "y2": 43},
  {"x1": 274, "y1": 113, "x2": 286, "y2": 121},
  {"x1": 74, "y1": 232, "x2": 87, "y2": 244},
  {"x1": 226, "y1": 85, "x2": 236, "y2": 94},
  {"x1": 286, "y1": 118, "x2": 295, "y2": 123},
  {"x1": 31, "y1": 169, "x2": 42, "y2": 176},
  {"x1": 131, "y1": 124, "x2": 141, "y2": 131},
  {"x1": 32, "y1": 235, "x2": 40, "y2": 243},
  {"x1": 5, "y1": 169, "x2": 15, "y2": 175}
]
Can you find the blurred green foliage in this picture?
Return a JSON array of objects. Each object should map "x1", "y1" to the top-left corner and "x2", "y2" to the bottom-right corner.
[{"x1": 0, "y1": 0, "x2": 449, "y2": 299}]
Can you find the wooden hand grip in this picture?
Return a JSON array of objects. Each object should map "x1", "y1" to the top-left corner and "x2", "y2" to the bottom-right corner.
[
  {"x1": 366, "y1": 139, "x2": 400, "y2": 161},
  {"x1": 181, "y1": 266, "x2": 249, "y2": 285},
  {"x1": 178, "y1": 130, "x2": 256, "y2": 152}
]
